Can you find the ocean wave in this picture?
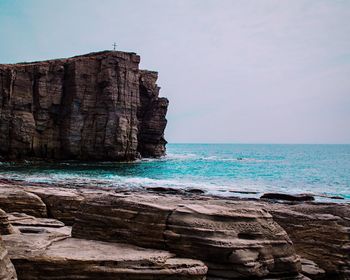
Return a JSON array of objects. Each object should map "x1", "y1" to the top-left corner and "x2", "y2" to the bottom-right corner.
[
  {"x1": 164, "y1": 153, "x2": 198, "y2": 160},
  {"x1": 163, "y1": 153, "x2": 275, "y2": 163}
]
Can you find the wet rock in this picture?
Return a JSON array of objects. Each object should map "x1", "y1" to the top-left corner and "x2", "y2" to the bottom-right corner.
[
  {"x1": 261, "y1": 193, "x2": 315, "y2": 202},
  {"x1": 0, "y1": 51, "x2": 168, "y2": 161},
  {"x1": 145, "y1": 186, "x2": 184, "y2": 195},
  {"x1": 185, "y1": 188, "x2": 206, "y2": 194},
  {"x1": 229, "y1": 190, "x2": 259, "y2": 194}
]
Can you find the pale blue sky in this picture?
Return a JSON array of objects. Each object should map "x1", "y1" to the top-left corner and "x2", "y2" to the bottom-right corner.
[{"x1": 1, "y1": 0, "x2": 349, "y2": 143}]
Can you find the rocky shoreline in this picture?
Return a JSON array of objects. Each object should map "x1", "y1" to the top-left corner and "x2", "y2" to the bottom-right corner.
[{"x1": 0, "y1": 178, "x2": 349, "y2": 279}]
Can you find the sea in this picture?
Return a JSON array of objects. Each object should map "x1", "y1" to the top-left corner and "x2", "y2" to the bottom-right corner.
[{"x1": 0, "y1": 144, "x2": 349, "y2": 202}]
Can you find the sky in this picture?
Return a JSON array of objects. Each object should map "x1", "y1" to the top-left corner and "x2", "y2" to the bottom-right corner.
[{"x1": 0, "y1": 0, "x2": 349, "y2": 144}]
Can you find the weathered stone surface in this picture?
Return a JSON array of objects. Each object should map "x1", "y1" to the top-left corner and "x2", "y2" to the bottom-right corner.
[
  {"x1": 0, "y1": 187, "x2": 47, "y2": 217},
  {"x1": 300, "y1": 258, "x2": 326, "y2": 279},
  {"x1": 1, "y1": 180, "x2": 348, "y2": 279},
  {"x1": 0, "y1": 235, "x2": 17, "y2": 280},
  {"x1": 137, "y1": 70, "x2": 168, "y2": 157},
  {"x1": 3, "y1": 232, "x2": 207, "y2": 280},
  {"x1": 23, "y1": 186, "x2": 84, "y2": 225},
  {"x1": 0, "y1": 209, "x2": 17, "y2": 235},
  {"x1": 0, "y1": 51, "x2": 168, "y2": 160},
  {"x1": 7, "y1": 212, "x2": 65, "y2": 228},
  {"x1": 72, "y1": 193, "x2": 302, "y2": 279},
  {"x1": 266, "y1": 202, "x2": 350, "y2": 279},
  {"x1": 0, "y1": 183, "x2": 83, "y2": 224}
]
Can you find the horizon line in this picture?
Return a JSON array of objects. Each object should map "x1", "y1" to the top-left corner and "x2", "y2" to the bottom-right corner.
[{"x1": 167, "y1": 142, "x2": 350, "y2": 145}]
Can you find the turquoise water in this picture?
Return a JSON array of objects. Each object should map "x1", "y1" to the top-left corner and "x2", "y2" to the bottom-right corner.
[{"x1": 1, "y1": 144, "x2": 350, "y2": 201}]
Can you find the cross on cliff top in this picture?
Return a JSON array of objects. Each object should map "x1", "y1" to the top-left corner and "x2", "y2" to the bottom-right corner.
[{"x1": 112, "y1": 42, "x2": 117, "y2": 51}]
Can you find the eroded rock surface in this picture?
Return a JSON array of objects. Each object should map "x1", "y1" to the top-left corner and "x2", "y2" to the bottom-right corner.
[
  {"x1": 0, "y1": 209, "x2": 17, "y2": 235},
  {"x1": 2, "y1": 217, "x2": 207, "y2": 280},
  {"x1": 266, "y1": 202, "x2": 350, "y2": 279},
  {"x1": 0, "y1": 235, "x2": 17, "y2": 280},
  {"x1": 0, "y1": 187, "x2": 47, "y2": 217},
  {"x1": 1, "y1": 181, "x2": 349, "y2": 279},
  {"x1": 72, "y1": 193, "x2": 302, "y2": 279},
  {"x1": 0, "y1": 51, "x2": 168, "y2": 160},
  {"x1": 22, "y1": 186, "x2": 84, "y2": 225}
]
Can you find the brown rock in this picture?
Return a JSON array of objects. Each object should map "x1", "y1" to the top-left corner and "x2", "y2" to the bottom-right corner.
[
  {"x1": 0, "y1": 187, "x2": 47, "y2": 217},
  {"x1": 0, "y1": 209, "x2": 17, "y2": 235},
  {"x1": 0, "y1": 183, "x2": 83, "y2": 225},
  {"x1": 24, "y1": 186, "x2": 84, "y2": 225},
  {"x1": 0, "y1": 235, "x2": 17, "y2": 280},
  {"x1": 72, "y1": 193, "x2": 302, "y2": 279},
  {"x1": 7, "y1": 212, "x2": 65, "y2": 228},
  {"x1": 137, "y1": 70, "x2": 168, "y2": 157},
  {"x1": 3, "y1": 231, "x2": 207, "y2": 280},
  {"x1": 300, "y1": 258, "x2": 326, "y2": 279},
  {"x1": 0, "y1": 51, "x2": 168, "y2": 161},
  {"x1": 266, "y1": 202, "x2": 350, "y2": 279}
]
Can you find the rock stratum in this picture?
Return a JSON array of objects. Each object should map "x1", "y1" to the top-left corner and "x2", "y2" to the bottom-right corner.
[
  {"x1": 0, "y1": 51, "x2": 168, "y2": 160},
  {"x1": 0, "y1": 180, "x2": 349, "y2": 279}
]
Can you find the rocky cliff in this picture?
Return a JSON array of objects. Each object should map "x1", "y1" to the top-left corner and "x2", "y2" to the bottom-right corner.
[{"x1": 0, "y1": 51, "x2": 168, "y2": 160}]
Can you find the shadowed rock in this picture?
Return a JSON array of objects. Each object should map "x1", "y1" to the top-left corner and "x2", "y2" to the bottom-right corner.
[
  {"x1": 261, "y1": 193, "x2": 315, "y2": 202},
  {"x1": 265, "y1": 202, "x2": 350, "y2": 279}
]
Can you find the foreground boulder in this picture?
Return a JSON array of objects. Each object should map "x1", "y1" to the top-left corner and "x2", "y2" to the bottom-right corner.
[
  {"x1": 2, "y1": 214, "x2": 207, "y2": 280},
  {"x1": 0, "y1": 51, "x2": 168, "y2": 160},
  {"x1": 72, "y1": 193, "x2": 302, "y2": 279}
]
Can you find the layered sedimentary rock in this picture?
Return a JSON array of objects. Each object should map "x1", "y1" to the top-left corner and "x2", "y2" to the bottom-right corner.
[
  {"x1": 72, "y1": 193, "x2": 302, "y2": 279},
  {"x1": 21, "y1": 186, "x2": 84, "y2": 225},
  {"x1": 0, "y1": 188, "x2": 47, "y2": 217},
  {"x1": 1, "y1": 181, "x2": 350, "y2": 279},
  {"x1": 266, "y1": 202, "x2": 350, "y2": 279},
  {"x1": 2, "y1": 210, "x2": 207, "y2": 280},
  {"x1": 137, "y1": 70, "x2": 168, "y2": 157},
  {"x1": 0, "y1": 235, "x2": 17, "y2": 280},
  {"x1": 0, "y1": 209, "x2": 17, "y2": 235},
  {"x1": 6, "y1": 236, "x2": 207, "y2": 280},
  {"x1": 0, "y1": 51, "x2": 168, "y2": 160}
]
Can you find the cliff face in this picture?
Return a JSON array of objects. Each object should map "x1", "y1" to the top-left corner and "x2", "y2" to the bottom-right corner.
[{"x1": 0, "y1": 51, "x2": 168, "y2": 160}]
